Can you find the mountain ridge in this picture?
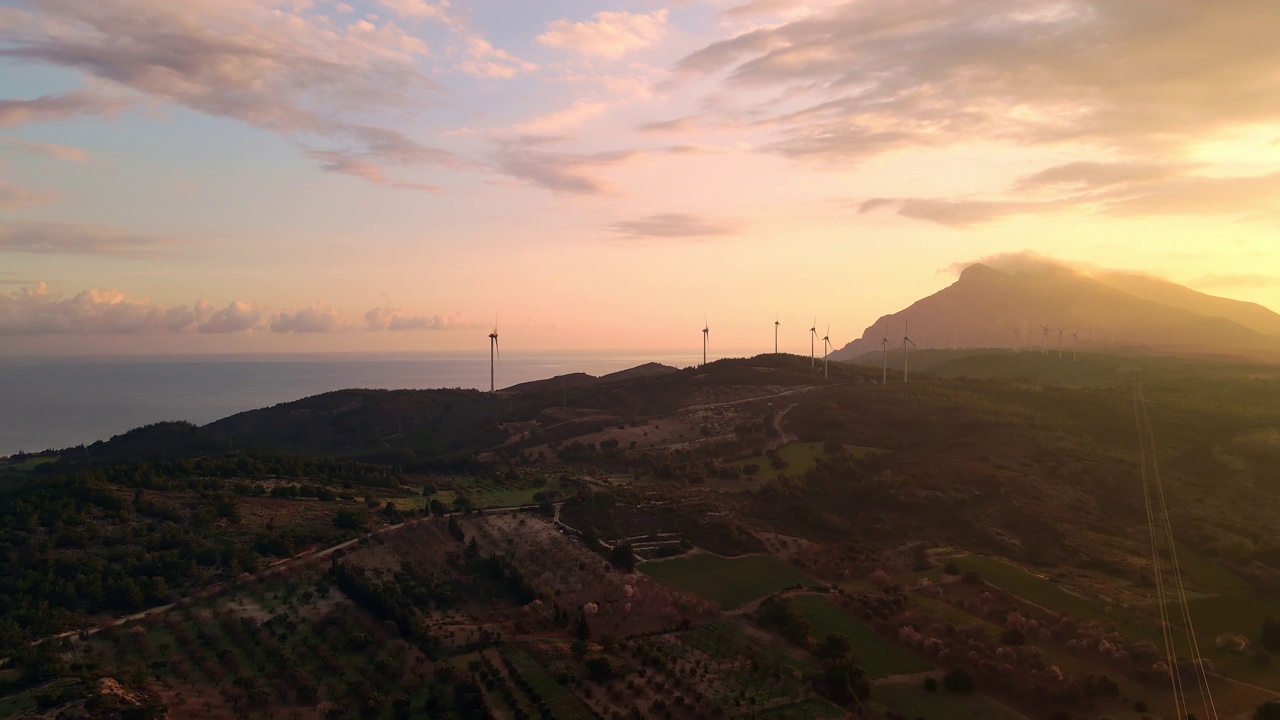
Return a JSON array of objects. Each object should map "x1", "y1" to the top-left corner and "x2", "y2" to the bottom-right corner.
[{"x1": 832, "y1": 261, "x2": 1280, "y2": 362}]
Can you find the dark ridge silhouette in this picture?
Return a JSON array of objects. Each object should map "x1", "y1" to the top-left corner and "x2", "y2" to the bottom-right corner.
[{"x1": 833, "y1": 261, "x2": 1280, "y2": 362}]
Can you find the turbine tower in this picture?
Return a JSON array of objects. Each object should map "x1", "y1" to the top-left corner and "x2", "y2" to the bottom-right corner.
[
  {"x1": 822, "y1": 324, "x2": 831, "y2": 380},
  {"x1": 1042, "y1": 324, "x2": 1052, "y2": 356},
  {"x1": 774, "y1": 314, "x2": 781, "y2": 355},
  {"x1": 1070, "y1": 328, "x2": 1080, "y2": 362},
  {"x1": 881, "y1": 322, "x2": 891, "y2": 384},
  {"x1": 1014, "y1": 328, "x2": 1022, "y2": 354},
  {"x1": 1057, "y1": 326, "x2": 1066, "y2": 359},
  {"x1": 809, "y1": 317, "x2": 818, "y2": 368},
  {"x1": 488, "y1": 321, "x2": 499, "y2": 393},
  {"x1": 902, "y1": 321, "x2": 917, "y2": 383},
  {"x1": 702, "y1": 317, "x2": 709, "y2": 367}
]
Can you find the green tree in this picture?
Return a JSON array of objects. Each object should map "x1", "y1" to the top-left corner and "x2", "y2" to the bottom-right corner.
[
  {"x1": 1255, "y1": 700, "x2": 1280, "y2": 720},
  {"x1": 1262, "y1": 618, "x2": 1280, "y2": 653},
  {"x1": 609, "y1": 543, "x2": 636, "y2": 572}
]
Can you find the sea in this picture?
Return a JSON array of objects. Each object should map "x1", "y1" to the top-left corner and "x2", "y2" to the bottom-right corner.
[{"x1": 0, "y1": 350, "x2": 724, "y2": 456}]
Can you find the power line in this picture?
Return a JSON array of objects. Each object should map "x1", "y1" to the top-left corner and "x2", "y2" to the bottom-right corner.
[
  {"x1": 1132, "y1": 376, "x2": 1218, "y2": 720},
  {"x1": 1138, "y1": 380, "x2": 1218, "y2": 719},
  {"x1": 1132, "y1": 379, "x2": 1186, "y2": 718}
]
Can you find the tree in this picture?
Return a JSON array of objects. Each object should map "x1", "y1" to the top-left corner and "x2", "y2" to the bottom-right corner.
[
  {"x1": 333, "y1": 509, "x2": 363, "y2": 531},
  {"x1": 609, "y1": 543, "x2": 636, "y2": 573},
  {"x1": 816, "y1": 633, "x2": 853, "y2": 660},
  {"x1": 1256, "y1": 700, "x2": 1280, "y2": 720},
  {"x1": 1262, "y1": 618, "x2": 1280, "y2": 653}
]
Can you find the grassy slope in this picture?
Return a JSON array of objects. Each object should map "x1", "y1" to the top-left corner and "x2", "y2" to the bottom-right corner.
[
  {"x1": 641, "y1": 554, "x2": 815, "y2": 609},
  {"x1": 789, "y1": 594, "x2": 931, "y2": 678}
]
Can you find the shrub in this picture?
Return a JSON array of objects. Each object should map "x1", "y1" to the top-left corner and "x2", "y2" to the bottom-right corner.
[
  {"x1": 1261, "y1": 618, "x2": 1280, "y2": 652},
  {"x1": 922, "y1": 676, "x2": 938, "y2": 692}
]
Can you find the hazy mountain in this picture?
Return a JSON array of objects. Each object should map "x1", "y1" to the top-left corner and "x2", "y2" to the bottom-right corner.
[{"x1": 832, "y1": 261, "x2": 1280, "y2": 361}]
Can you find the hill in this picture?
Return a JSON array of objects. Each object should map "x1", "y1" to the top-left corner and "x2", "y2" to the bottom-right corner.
[
  {"x1": 6, "y1": 351, "x2": 1280, "y2": 720},
  {"x1": 831, "y1": 260, "x2": 1280, "y2": 362}
]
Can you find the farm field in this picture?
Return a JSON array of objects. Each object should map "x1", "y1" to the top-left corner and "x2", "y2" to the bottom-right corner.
[
  {"x1": 727, "y1": 443, "x2": 879, "y2": 485},
  {"x1": 642, "y1": 554, "x2": 815, "y2": 609},
  {"x1": 872, "y1": 682, "x2": 1030, "y2": 720},
  {"x1": 789, "y1": 594, "x2": 931, "y2": 678},
  {"x1": 388, "y1": 474, "x2": 573, "y2": 511},
  {"x1": 501, "y1": 647, "x2": 594, "y2": 720},
  {"x1": 953, "y1": 555, "x2": 1103, "y2": 621}
]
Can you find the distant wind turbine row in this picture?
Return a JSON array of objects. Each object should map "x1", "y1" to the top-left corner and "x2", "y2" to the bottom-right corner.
[{"x1": 483, "y1": 313, "x2": 1091, "y2": 393}]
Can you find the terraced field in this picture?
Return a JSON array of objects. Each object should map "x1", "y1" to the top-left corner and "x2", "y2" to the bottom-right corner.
[
  {"x1": 789, "y1": 594, "x2": 931, "y2": 678},
  {"x1": 642, "y1": 554, "x2": 815, "y2": 609}
]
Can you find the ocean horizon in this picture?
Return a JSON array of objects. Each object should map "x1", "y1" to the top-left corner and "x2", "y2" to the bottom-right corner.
[{"x1": 0, "y1": 349, "x2": 752, "y2": 456}]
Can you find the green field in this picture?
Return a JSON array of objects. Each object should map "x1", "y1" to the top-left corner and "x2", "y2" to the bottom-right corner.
[
  {"x1": 502, "y1": 647, "x2": 594, "y2": 720},
  {"x1": 872, "y1": 683, "x2": 1030, "y2": 720},
  {"x1": 388, "y1": 475, "x2": 571, "y2": 510},
  {"x1": 642, "y1": 554, "x2": 815, "y2": 609},
  {"x1": 790, "y1": 594, "x2": 931, "y2": 678},
  {"x1": 727, "y1": 443, "x2": 880, "y2": 486},
  {"x1": 756, "y1": 698, "x2": 846, "y2": 720},
  {"x1": 1173, "y1": 541, "x2": 1251, "y2": 595},
  {"x1": 955, "y1": 556, "x2": 1103, "y2": 621}
]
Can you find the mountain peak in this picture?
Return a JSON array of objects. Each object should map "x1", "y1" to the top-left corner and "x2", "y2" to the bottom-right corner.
[
  {"x1": 958, "y1": 263, "x2": 1002, "y2": 282},
  {"x1": 831, "y1": 258, "x2": 1280, "y2": 362}
]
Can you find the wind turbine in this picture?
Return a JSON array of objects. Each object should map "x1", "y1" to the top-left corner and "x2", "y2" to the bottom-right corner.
[
  {"x1": 822, "y1": 324, "x2": 831, "y2": 380},
  {"x1": 1014, "y1": 328, "x2": 1022, "y2": 354},
  {"x1": 1057, "y1": 326, "x2": 1066, "y2": 359},
  {"x1": 774, "y1": 314, "x2": 781, "y2": 355},
  {"x1": 1070, "y1": 328, "x2": 1080, "y2": 362},
  {"x1": 702, "y1": 317, "x2": 709, "y2": 367},
  {"x1": 1041, "y1": 324, "x2": 1052, "y2": 356},
  {"x1": 902, "y1": 322, "x2": 917, "y2": 382},
  {"x1": 881, "y1": 322, "x2": 891, "y2": 384},
  {"x1": 488, "y1": 320, "x2": 500, "y2": 393},
  {"x1": 809, "y1": 317, "x2": 818, "y2": 368}
]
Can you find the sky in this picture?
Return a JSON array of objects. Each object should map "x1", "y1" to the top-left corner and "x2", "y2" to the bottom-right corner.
[{"x1": 1, "y1": 0, "x2": 1279, "y2": 356}]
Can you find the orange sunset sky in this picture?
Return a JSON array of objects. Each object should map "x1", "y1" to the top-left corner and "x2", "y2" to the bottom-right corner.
[{"x1": 1, "y1": 0, "x2": 1278, "y2": 355}]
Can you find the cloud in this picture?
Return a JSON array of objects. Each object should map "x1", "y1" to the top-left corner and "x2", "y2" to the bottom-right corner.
[
  {"x1": 455, "y1": 34, "x2": 538, "y2": 78},
  {"x1": 0, "y1": 283, "x2": 199, "y2": 335},
  {"x1": 0, "y1": 221, "x2": 169, "y2": 255},
  {"x1": 515, "y1": 100, "x2": 611, "y2": 135},
  {"x1": 377, "y1": 0, "x2": 452, "y2": 23},
  {"x1": 1012, "y1": 162, "x2": 1187, "y2": 192},
  {"x1": 305, "y1": 150, "x2": 442, "y2": 191},
  {"x1": 0, "y1": 136, "x2": 91, "y2": 162},
  {"x1": 364, "y1": 306, "x2": 480, "y2": 331},
  {"x1": 0, "y1": 0, "x2": 448, "y2": 186},
  {"x1": 0, "y1": 180, "x2": 57, "y2": 211},
  {"x1": 196, "y1": 300, "x2": 262, "y2": 333},
  {"x1": 1188, "y1": 273, "x2": 1278, "y2": 290},
  {"x1": 0, "y1": 283, "x2": 477, "y2": 335},
  {"x1": 859, "y1": 164, "x2": 1280, "y2": 226},
  {"x1": 609, "y1": 213, "x2": 741, "y2": 239},
  {"x1": 675, "y1": 1, "x2": 1280, "y2": 163},
  {"x1": 636, "y1": 115, "x2": 702, "y2": 135},
  {"x1": 537, "y1": 10, "x2": 668, "y2": 59},
  {"x1": 943, "y1": 251, "x2": 1089, "y2": 279},
  {"x1": 270, "y1": 305, "x2": 347, "y2": 333},
  {"x1": 0, "y1": 91, "x2": 126, "y2": 127},
  {"x1": 0, "y1": 272, "x2": 39, "y2": 286},
  {"x1": 493, "y1": 137, "x2": 636, "y2": 195},
  {"x1": 884, "y1": 198, "x2": 1060, "y2": 228}
]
